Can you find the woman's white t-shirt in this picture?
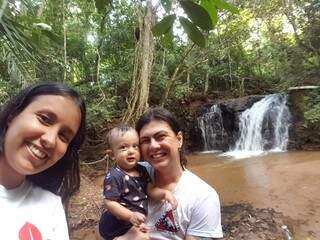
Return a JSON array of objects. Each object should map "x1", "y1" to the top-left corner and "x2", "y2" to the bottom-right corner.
[{"x1": 0, "y1": 180, "x2": 69, "y2": 240}]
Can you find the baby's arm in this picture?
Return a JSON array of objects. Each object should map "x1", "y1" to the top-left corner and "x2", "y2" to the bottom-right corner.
[
  {"x1": 147, "y1": 183, "x2": 177, "y2": 209},
  {"x1": 104, "y1": 199, "x2": 146, "y2": 227}
]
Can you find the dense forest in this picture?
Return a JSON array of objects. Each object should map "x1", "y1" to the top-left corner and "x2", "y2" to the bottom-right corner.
[{"x1": 1, "y1": 0, "x2": 319, "y2": 159}]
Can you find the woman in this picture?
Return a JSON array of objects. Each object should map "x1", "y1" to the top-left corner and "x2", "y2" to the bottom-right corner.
[
  {"x1": 0, "y1": 82, "x2": 86, "y2": 239},
  {"x1": 119, "y1": 107, "x2": 223, "y2": 240}
]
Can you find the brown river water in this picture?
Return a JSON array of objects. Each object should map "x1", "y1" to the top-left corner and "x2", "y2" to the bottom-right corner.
[
  {"x1": 71, "y1": 151, "x2": 320, "y2": 239},
  {"x1": 188, "y1": 151, "x2": 320, "y2": 240}
]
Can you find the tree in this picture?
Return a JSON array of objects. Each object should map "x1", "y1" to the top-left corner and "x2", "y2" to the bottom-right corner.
[
  {"x1": 122, "y1": 0, "x2": 155, "y2": 123},
  {"x1": 122, "y1": 0, "x2": 238, "y2": 120}
]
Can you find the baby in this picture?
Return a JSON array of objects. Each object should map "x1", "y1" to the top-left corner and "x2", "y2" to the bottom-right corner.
[{"x1": 99, "y1": 125, "x2": 177, "y2": 240}]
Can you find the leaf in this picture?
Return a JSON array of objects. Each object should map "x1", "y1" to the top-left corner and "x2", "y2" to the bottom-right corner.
[
  {"x1": 201, "y1": 0, "x2": 218, "y2": 27},
  {"x1": 161, "y1": 0, "x2": 172, "y2": 12},
  {"x1": 212, "y1": 0, "x2": 239, "y2": 14},
  {"x1": 152, "y1": 14, "x2": 176, "y2": 36},
  {"x1": 179, "y1": 17, "x2": 206, "y2": 48},
  {"x1": 41, "y1": 30, "x2": 63, "y2": 45},
  {"x1": 180, "y1": 0, "x2": 213, "y2": 31},
  {"x1": 160, "y1": 29, "x2": 174, "y2": 48}
]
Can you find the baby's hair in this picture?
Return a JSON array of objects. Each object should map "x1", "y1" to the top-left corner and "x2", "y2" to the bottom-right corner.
[{"x1": 107, "y1": 124, "x2": 136, "y2": 148}]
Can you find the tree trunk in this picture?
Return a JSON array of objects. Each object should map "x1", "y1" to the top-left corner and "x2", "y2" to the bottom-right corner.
[
  {"x1": 186, "y1": 71, "x2": 190, "y2": 88},
  {"x1": 37, "y1": 0, "x2": 47, "y2": 17},
  {"x1": 122, "y1": 1, "x2": 155, "y2": 124},
  {"x1": 62, "y1": 0, "x2": 67, "y2": 82},
  {"x1": 94, "y1": 13, "x2": 108, "y2": 83},
  {"x1": 160, "y1": 44, "x2": 194, "y2": 106},
  {"x1": 204, "y1": 72, "x2": 209, "y2": 95}
]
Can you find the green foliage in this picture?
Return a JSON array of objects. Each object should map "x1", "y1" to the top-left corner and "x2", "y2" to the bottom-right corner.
[
  {"x1": 179, "y1": 17, "x2": 206, "y2": 47},
  {"x1": 153, "y1": 0, "x2": 238, "y2": 47},
  {"x1": 0, "y1": 81, "x2": 11, "y2": 105},
  {"x1": 173, "y1": 84, "x2": 192, "y2": 100},
  {"x1": 211, "y1": 0, "x2": 239, "y2": 14},
  {"x1": 304, "y1": 89, "x2": 320, "y2": 128},
  {"x1": 160, "y1": 29, "x2": 174, "y2": 48},
  {"x1": 161, "y1": 0, "x2": 173, "y2": 12},
  {"x1": 180, "y1": 0, "x2": 213, "y2": 31},
  {"x1": 1, "y1": 0, "x2": 319, "y2": 146},
  {"x1": 152, "y1": 14, "x2": 176, "y2": 36},
  {"x1": 94, "y1": 0, "x2": 112, "y2": 14},
  {"x1": 75, "y1": 82, "x2": 120, "y2": 131},
  {"x1": 201, "y1": 0, "x2": 218, "y2": 27}
]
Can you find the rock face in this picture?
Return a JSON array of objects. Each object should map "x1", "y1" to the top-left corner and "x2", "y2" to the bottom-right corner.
[
  {"x1": 287, "y1": 87, "x2": 320, "y2": 150},
  {"x1": 190, "y1": 90, "x2": 319, "y2": 152}
]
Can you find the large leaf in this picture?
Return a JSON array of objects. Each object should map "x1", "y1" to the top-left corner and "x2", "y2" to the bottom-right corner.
[
  {"x1": 179, "y1": 17, "x2": 206, "y2": 48},
  {"x1": 180, "y1": 0, "x2": 213, "y2": 31},
  {"x1": 152, "y1": 14, "x2": 176, "y2": 36},
  {"x1": 160, "y1": 28, "x2": 174, "y2": 48},
  {"x1": 212, "y1": 0, "x2": 239, "y2": 14},
  {"x1": 41, "y1": 30, "x2": 63, "y2": 45},
  {"x1": 201, "y1": 0, "x2": 218, "y2": 27},
  {"x1": 161, "y1": 0, "x2": 172, "y2": 12},
  {"x1": 1, "y1": 16, "x2": 37, "y2": 57}
]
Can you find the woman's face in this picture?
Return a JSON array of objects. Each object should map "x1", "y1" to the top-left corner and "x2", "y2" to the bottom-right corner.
[
  {"x1": 139, "y1": 120, "x2": 183, "y2": 170},
  {"x1": 3, "y1": 95, "x2": 81, "y2": 178}
]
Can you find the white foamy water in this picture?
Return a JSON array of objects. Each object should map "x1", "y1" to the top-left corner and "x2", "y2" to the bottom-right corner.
[{"x1": 227, "y1": 94, "x2": 291, "y2": 159}]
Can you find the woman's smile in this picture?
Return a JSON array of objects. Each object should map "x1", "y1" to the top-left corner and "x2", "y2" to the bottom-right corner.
[{"x1": 27, "y1": 142, "x2": 49, "y2": 160}]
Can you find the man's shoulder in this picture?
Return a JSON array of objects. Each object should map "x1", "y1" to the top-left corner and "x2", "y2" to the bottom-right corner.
[{"x1": 180, "y1": 170, "x2": 219, "y2": 198}]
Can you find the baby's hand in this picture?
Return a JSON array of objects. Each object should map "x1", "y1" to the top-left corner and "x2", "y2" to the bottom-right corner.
[
  {"x1": 139, "y1": 223, "x2": 150, "y2": 233},
  {"x1": 164, "y1": 191, "x2": 178, "y2": 210},
  {"x1": 130, "y1": 211, "x2": 146, "y2": 227}
]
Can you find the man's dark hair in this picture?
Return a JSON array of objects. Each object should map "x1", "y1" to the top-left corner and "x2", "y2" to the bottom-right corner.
[{"x1": 136, "y1": 107, "x2": 187, "y2": 168}]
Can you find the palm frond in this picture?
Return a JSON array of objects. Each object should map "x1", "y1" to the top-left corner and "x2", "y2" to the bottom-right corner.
[{"x1": 0, "y1": 0, "x2": 42, "y2": 84}]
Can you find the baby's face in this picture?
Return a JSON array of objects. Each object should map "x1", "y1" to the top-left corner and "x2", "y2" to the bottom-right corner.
[{"x1": 111, "y1": 129, "x2": 140, "y2": 171}]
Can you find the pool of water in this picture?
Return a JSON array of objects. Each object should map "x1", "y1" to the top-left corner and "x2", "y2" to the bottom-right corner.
[{"x1": 188, "y1": 151, "x2": 320, "y2": 240}]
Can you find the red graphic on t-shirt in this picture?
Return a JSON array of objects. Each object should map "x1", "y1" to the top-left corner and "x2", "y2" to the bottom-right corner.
[
  {"x1": 155, "y1": 209, "x2": 180, "y2": 233},
  {"x1": 19, "y1": 222, "x2": 43, "y2": 240}
]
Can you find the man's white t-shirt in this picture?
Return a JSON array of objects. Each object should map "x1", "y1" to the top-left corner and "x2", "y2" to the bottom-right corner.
[
  {"x1": 145, "y1": 168, "x2": 223, "y2": 240},
  {"x1": 0, "y1": 180, "x2": 69, "y2": 240}
]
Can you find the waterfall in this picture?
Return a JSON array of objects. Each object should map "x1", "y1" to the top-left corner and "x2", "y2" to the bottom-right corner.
[
  {"x1": 234, "y1": 94, "x2": 291, "y2": 153},
  {"x1": 195, "y1": 94, "x2": 291, "y2": 157},
  {"x1": 197, "y1": 104, "x2": 226, "y2": 151}
]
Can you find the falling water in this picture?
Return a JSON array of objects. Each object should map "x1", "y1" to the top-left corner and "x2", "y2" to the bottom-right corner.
[
  {"x1": 197, "y1": 104, "x2": 226, "y2": 151},
  {"x1": 234, "y1": 94, "x2": 291, "y2": 154}
]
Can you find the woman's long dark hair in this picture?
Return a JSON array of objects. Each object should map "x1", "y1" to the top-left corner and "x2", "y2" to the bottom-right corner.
[
  {"x1": 136, "y1": 107, "x2": 187, "y2": 169},
  {"x1": 0, "y1": 82, "x2": 86, "y2": 202}
]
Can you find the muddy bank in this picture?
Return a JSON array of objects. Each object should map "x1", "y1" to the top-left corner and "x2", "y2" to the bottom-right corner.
[{"x1": 222, "y1": 204, "x2": 288, "y2": 240}]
